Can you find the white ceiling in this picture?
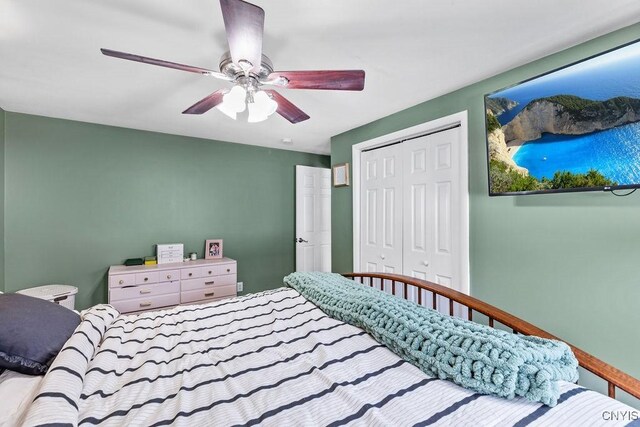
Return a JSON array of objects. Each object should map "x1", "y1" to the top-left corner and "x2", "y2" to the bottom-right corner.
[{"x1": 1, "y1": 1, "x2": 639, "y2": 155}]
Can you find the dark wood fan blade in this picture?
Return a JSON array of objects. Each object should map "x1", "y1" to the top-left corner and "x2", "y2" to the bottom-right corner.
[
  {"x1": 219, "y1": 0, "x2": 264, "y2": 74},
  {"x1": 101, "y1": 48, "x2": 230, "y2": 80},
  {"x1": 266, "y1": 70, "x2": 365, "y2": 90},
  {"x1": 264, "y1": 90, "x2": 310, "y2": 124},
  {"x1": 182, "y1": 90, "x2": 226, "y2": 114}
]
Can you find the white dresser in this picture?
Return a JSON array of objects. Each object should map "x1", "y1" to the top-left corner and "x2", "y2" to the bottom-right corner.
[{"x1": 108, "y1": 258, "x2": 237, "y2": 314}]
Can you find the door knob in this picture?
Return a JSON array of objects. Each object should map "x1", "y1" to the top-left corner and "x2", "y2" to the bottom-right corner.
[
  {"x1": 380, "y1": 254, "x2": 386, "y2": 260},
  {"x1": 422, "y1": 260, "x2": 430, "y2": 266},
  {"x1": 295, "y1": 238, "x2": 309, "y2": 243}
]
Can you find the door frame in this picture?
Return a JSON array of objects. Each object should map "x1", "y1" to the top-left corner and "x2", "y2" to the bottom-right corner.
[
  {"x1": 351, "y1": 110, "x2": 470, "y2": 294},
  {"x1": 295, "y1": 165, "x2": 332, "y2": 272}
]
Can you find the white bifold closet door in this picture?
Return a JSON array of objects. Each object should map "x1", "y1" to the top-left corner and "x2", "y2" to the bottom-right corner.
[
  {"x1": 360, "y1": 144, "x2": 404, "y2": 280},
  {"x1": 360, "y1": 127, "x2": 463, "y2": 302}
]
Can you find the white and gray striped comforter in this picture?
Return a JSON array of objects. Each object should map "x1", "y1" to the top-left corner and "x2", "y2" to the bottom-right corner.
[{"x1": 23, "y1": 288, "x2": 636, "y2": 426}]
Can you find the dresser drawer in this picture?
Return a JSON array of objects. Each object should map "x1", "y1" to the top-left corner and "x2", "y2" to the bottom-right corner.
[
  {"x1": 110, "y1": 293, "x2": 180, "y2": 314},
  {"x1": 180, "y1": 284, "x2": 236, "y2": 304},
  {"x1": 109, "y1": 281, "x2": 180, "y2": 302},
  {"x1": 159, "y1": 269, "x2": 180, "y2": 283},
  {"x1": 181, "y1": 267, "x2": 202, "y2": 280},
  {"x1": 215, "y1": 263, "x2": 237, "y2": 276},
  {"x1": 181, "y1": 274, "x2": 236, "y2": 292},
  {"x1": 200, "y1": 266, "x2": 217, "y2": 278},
  {"x1": 135, "y1": 271, "x2": 159, "y2": 285},
  {"x1": 109, "y1": 274, "x2": 135, "y2": 288}
]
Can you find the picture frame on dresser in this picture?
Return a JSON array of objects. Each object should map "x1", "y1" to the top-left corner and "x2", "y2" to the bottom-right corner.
[{"x1": 205, "y1": 239, "x2": 223, "y2": 259}]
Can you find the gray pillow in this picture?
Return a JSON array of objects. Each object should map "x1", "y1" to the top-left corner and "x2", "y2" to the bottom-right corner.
[{"x1": 0, "y1": 293, "x2": 80, "y2": 375}]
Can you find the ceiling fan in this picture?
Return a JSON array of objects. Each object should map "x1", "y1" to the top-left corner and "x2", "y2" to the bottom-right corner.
[{"x1": 101, "y1": 0, "x2": 365, "y2": 124}]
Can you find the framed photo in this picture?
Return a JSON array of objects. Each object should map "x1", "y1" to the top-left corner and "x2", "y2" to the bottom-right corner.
[
  {"x1": 332, "y1": 163, "x2": 350, "y2": 187},
  {"x1": 156, "y1": 243, "x2": 184, "y2": 264},
  {"x1": 205, "y1": 239, "x2": 223, "y2": 259}
]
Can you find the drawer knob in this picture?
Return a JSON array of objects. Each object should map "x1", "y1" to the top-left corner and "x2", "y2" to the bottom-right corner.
[
  {"x1": 119, "y1": 279, "x2": 124, "y2": 285},
  {"x1": 226, "y1": 269, "x2": 230, "y2": 272},
  {"x1": 205, "y1": 281, "x2": 215, "y2": 286},
  {"x1": 144, "y1": 277, "x2": 149, "y2": 282},
  {"x1": 205, "y1": 292, "x2": 215, "y2": 297},
  {"x1": 208, "y1": 270, "x2": 212, "y2": 274},
  {"x1": 140, "y1": 302, "x2": 151, "y2": 308},
  {"x1": 189, "y1": 273, "x2": 193, "y2": 277},
  {"x1": 167, "y1": 275, "x2": 172, "y2": 279}
]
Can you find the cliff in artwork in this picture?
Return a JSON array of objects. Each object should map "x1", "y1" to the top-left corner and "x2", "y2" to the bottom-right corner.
[
  {"x1": 503, "y1": 95, "x2": 640, "y2": 143},
  {"x1": 486, "y1": 111, "x2": 527, "y2": 175},
  {"x1": 486, "y1": 96, "x2": 518, "y2": 116}
]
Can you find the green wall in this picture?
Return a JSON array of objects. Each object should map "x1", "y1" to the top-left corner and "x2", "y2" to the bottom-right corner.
[
  {"x1": 0, "y1": 108, "x2": 4, "y2": 293},
  {"x1": 3, "y1": 112, "x2": 328, "y2": 308},
  {"x1": 331, "y1": 22, "x2": 640, "y2": 387}
]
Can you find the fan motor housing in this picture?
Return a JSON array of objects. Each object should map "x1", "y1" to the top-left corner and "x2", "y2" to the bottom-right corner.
[{"x1": 219, "y1": 51, "x2": 273, "y2": 80}]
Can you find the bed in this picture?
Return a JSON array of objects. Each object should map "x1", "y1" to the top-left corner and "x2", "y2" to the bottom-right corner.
[{"x1": 8, "y1": 272, "x2": 640, "y2": 426}]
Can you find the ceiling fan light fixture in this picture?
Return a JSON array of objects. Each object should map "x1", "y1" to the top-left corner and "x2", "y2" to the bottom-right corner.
[
  {"x1": 216, "y1": 85, "x2": 247, "y2": 119},
  {"x1": 216, "y1": 103, "x2": 238, "y2": 120},
  {"x1": 101, "y1": 0, "x2": 364, "y2": 125},
  {"x1": 247, "y1": 90, "x2": 278, "y2": 123}
]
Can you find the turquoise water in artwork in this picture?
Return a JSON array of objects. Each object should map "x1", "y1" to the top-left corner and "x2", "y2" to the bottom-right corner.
[
  {"x1": 512, "y1": 122, "x2": 640, "y2": 184},
  {"x1": 488, "y1": 41, "x2": 640, "y2": 185}
]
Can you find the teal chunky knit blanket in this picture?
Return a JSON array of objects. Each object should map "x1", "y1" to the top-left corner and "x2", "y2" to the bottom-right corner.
[{"x1": 284, "y1": 272, "x2": 579, "y2": 406}]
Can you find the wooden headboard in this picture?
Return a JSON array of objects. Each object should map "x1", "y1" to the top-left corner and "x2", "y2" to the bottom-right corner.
[{"x1": 342, "y1": 272, "x2": 640, "y2": 402}]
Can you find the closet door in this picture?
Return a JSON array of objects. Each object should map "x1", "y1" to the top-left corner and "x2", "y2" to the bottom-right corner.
[
  {"x1": 360, "y1": 144, "x2": 403, "y2": 281},
  {"x1": 402, "y1": 127, "x2": 462, "y2": 306}
]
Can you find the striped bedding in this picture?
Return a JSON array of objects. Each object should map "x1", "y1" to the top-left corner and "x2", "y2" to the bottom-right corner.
[{"x1": 22, "y1": 288, "x2": 636, "y2": 426}]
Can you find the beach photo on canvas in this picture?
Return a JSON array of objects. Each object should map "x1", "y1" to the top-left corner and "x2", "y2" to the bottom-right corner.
[{"x1": 485, "y1": 40, "x2": 640, "y2": 195}]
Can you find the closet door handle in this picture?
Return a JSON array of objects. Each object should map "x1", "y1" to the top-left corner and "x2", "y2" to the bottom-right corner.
[
  {"x1": 422, "y1": 260, "x2": 430, "y2": 267},
  {"x1": 296, "y1": 238, "x2": 308, "y2": 243},
  {"x1": 380, "y1": 254, "x2": 385, "y2": 260}
]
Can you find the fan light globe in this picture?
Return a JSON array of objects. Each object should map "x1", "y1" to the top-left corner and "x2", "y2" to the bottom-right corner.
[
  {"x1": 217, "y1": 85, "x2": 247, "y2": 119},
  {"x1": 247, "y1": 91, "x2": 278, "y2": 123}
]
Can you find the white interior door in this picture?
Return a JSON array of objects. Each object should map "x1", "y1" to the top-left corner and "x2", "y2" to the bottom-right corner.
[
  {"x1": 402, "y1": 127, "x2": 463, "y2": 310},
  {"x1": 360, "y1": 144, "x2": 403, "y2": 290},
  {"x1": 295, "y1": 166, "x2": 331, "y2": 272}
]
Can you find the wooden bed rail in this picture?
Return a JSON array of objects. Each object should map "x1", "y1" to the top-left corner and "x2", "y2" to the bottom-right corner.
[{"x1": 342, "y1": 272, "x2": 640, "y2": 401}]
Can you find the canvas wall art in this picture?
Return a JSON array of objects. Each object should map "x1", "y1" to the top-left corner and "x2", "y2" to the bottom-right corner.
[{"x1": 485, "y1": 40, "x2": 640, "y2": 195}]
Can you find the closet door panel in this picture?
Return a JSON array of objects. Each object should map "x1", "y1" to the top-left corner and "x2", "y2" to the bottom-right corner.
[
  {"x1": 403, "y1": 137, "x2": 433, "y2": 283},
  {"x1": 403, "y1": 127, "x2": 462, "y2": 309},
  {"x1": 430, "y1": 129, "x2": 462, "y2": 299},
  {"x1": 360, "y1": 145, "x2": 403, "y2": 280}
]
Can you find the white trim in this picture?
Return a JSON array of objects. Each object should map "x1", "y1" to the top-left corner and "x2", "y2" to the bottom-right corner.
[{"x1": 352, "y1": 110, "x2": 470, "y2": 294}]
